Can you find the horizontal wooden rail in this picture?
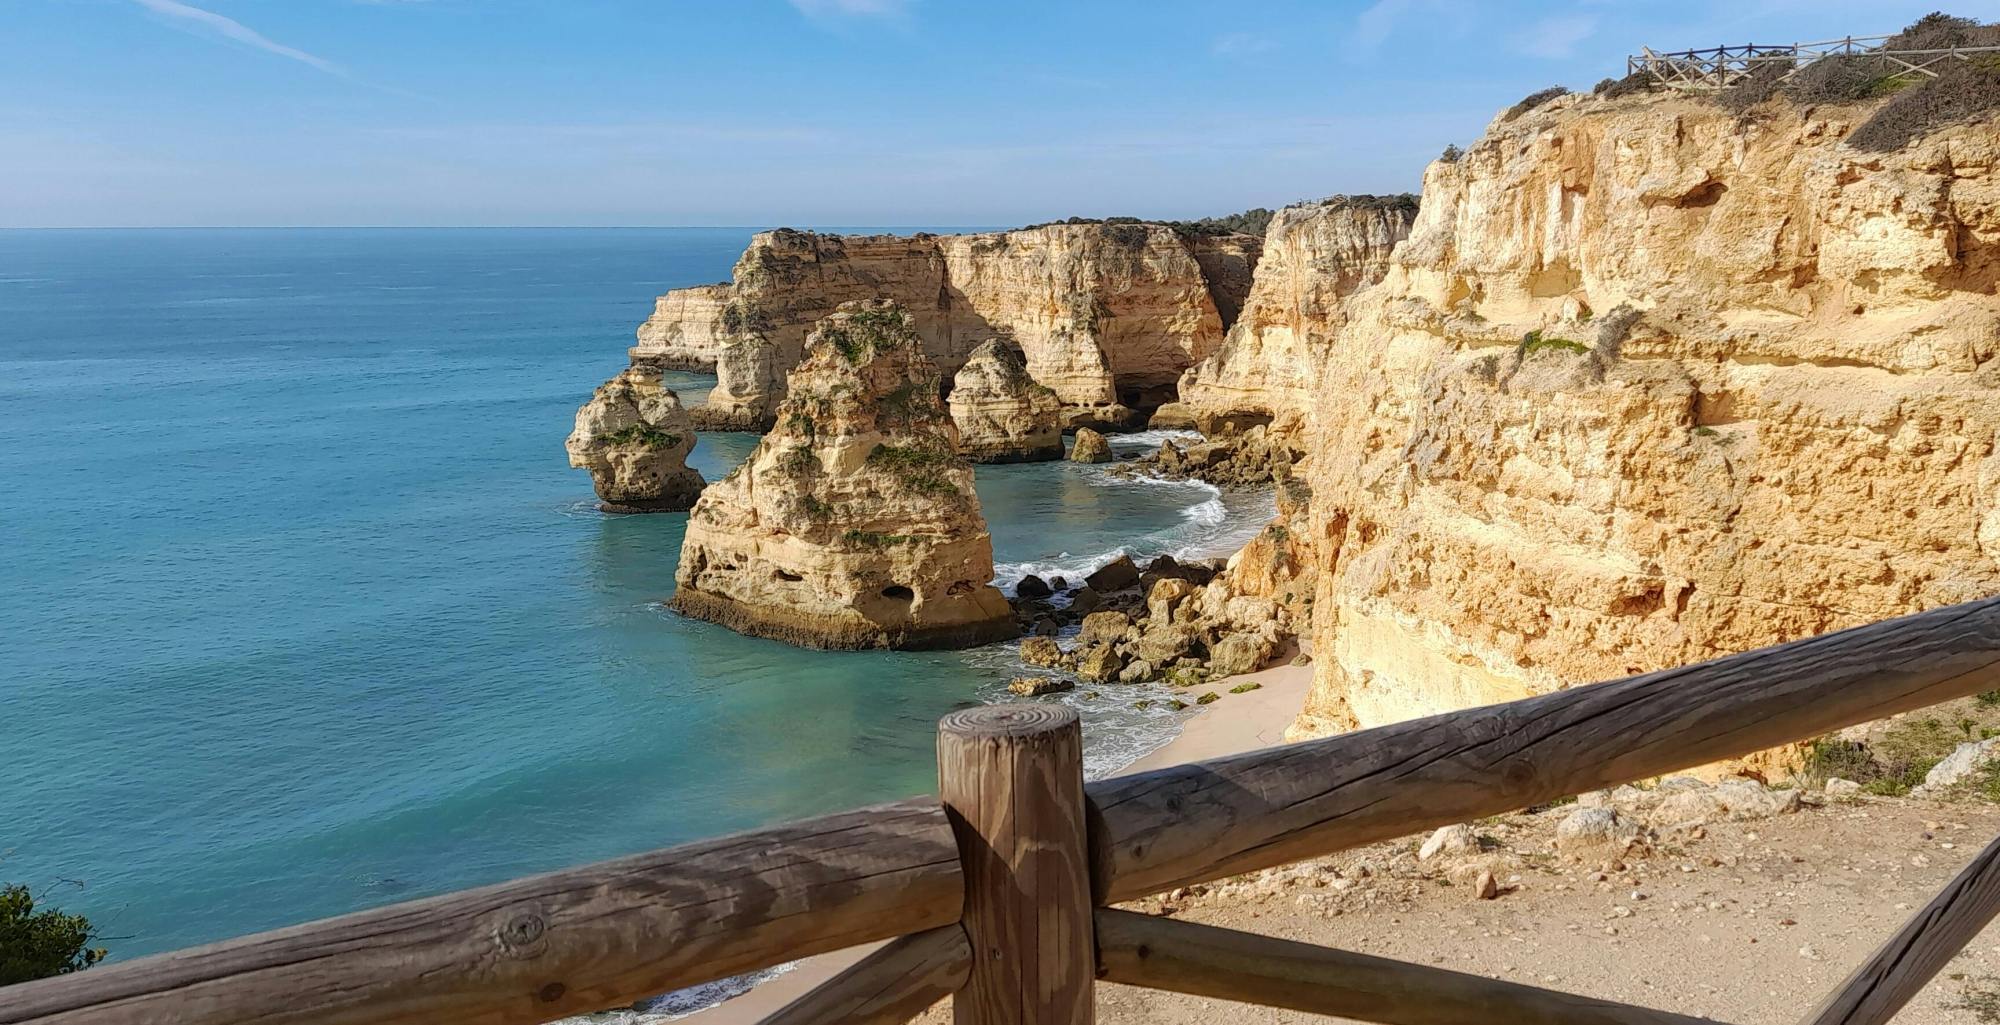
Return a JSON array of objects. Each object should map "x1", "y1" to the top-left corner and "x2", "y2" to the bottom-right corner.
[
  {"x1": 1087, "y1": 595, "x2": 2000, "y2": 901},
  {"x1": 757, "y1": 925, "x2": 970, "y2": 1025},
  {"x1": 1094, "y1": 909, "x2": 1725, "y2": 1025},
  {"x1": 0, "y1": 799, "x2": 963, "y2": 1025}
]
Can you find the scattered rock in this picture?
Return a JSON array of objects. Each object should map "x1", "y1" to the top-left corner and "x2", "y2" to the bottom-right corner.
[
  {"x1": 1208, "y1": 631, "x2": 1277, "y2": 677},
  {"x1": 1086, "y1": 555, "x2": 1141, "y2": 593},
  {"x1": 1913, "y1": 738, "x2": 2000, "y2": 796},
  {"x1": 1077, "y1": 644, "x2": 1125, "y2": 683},
  {"x1": 1419, "y1": 824, "x2": 1480, "y2": 861},
  {"x1": 1020, "y1": 636, "x2": 1067, "y2": 669},
  {"x1": 1118, "y1": 659, "x2": 1158, "y2": 684},
  {"x1": 1824, "y1": 778, "x2": 1864, "y2": 799},
  {"x1": 1555, "y1": 807, "x2": 1641, "y2": 853},
  {"x1": 1473, "y1": 870, "x2": 1500, "y2": 900},
  {"x1": 1008, "y1": 676, "x2": 1072, "y2": 697},
  {"x1": 1291, "y1": 652, "x2": 1312, "y2": 666},
  {"x1": 1015, "y1": 574, "x2": 1051, "y2": 599},
  {"x1": 1070, "y1": 427, "x2": 1113, "y2": 463},
  {"x1": 1196, "y1": 691, "x2": 1221, "y2": 705},
  {"x1": 1068, "y1": 587, "x2": 1103, "y2": 615},
  {"x1": 1079, "y1": 611, "x2": 1133, "y2": 646},
  {"x1": 1229, "y1": 681, "x2": 1263, "y2": 694}
]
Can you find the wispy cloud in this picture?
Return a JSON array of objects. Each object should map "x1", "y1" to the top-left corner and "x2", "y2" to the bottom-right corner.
[
  {"x1": 1351, "y1": 0, "x2": 1473, "y2": 51},
  {"x1": 1212, "y1": 32, "x2": 1278, "y2": 58},
  {"x1": 789, "y1": 0, "x2": 911, "y2": 18},
  {"x1": 129, "y1": 0, "x2": 342, "y2": 76},
  {"x1": 1508, "y1": 13, "x2": 1598, "y2": 59}
]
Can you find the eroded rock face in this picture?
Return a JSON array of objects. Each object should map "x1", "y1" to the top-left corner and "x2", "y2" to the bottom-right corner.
[
  {"x1": 670, "y1": 300, "x2": 1016, "y2": 650},
  {"x1": 632, "y1": 224, "x2": 1256, "y2": 430},
  {"x1": 632, "y1": 283, "x2": 732, "y2": 371},
  {"x1": 565, "y1": 366, "x2": 705, "y2": 512},
  {"x1": 1289, "y1": 90, "x2": 2000, "y2": 752},
  {"x1": 1178, "y1": 197, "x2": 1415, "y2": 437},
  {"x1": 948, "y1": 338, "x2": 1063, "y2": 463}
]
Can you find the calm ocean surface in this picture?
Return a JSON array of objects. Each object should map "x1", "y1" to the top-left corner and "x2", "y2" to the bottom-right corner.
[{"x1": 0, "y1": 228, "x2": 1270, "y2": 967}]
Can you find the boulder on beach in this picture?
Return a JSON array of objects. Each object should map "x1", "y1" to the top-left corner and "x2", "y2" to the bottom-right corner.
[{"x1": 1070, "y1": 427, "x2": 1113, "y2": 463}]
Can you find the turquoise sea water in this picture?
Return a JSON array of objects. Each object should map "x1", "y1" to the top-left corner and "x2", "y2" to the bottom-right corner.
[{"x1": 0, "y1": 228, "x2": 1270, "y2": 969}]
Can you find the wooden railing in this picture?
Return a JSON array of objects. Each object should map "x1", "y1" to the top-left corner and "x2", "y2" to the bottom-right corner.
[
  {"x1": 1627, "y1": 34, "x2": 2000, "y2": 90},
  {"x1": 11, "y1": 596, "x2": 2000, "y2": 1025}
]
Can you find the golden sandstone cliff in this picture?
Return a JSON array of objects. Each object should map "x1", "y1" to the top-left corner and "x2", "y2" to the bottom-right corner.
[
  {"x1": 1288, "y1": 85, "x2": 2000, "y2": 742},
  {"x1": 565, "y1": 366, "x2": 705, "y2": 512},
  {"x1": 1172, "y1": 197, "x2": 1416, "y2": 435},
  {"x1": 628, "y1": 224, "x2": 1259, "y2": 431},
  {"x1": 670, "y1": 300, "x2": 1016, "y2": 650}
]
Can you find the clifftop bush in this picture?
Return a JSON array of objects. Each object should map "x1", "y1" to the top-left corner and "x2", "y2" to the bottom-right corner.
[
  {"x1": 1503, "y1": 85, "x2": 1569, "y2": 121},
  {"x1": 1700, "y1": 11, "x2": 2000, "y2": 146},
  {"x1": 1, "y1": 884, "x2": 105, "y2": 986}
]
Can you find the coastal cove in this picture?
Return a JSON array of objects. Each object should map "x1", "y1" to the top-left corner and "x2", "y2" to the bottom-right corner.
[{"x1": 0, "y1": 228, "x2": 1270, "y2": 962}]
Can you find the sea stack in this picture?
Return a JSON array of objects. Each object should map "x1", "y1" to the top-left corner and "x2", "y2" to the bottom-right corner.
[
  {"x1": 670, "y1": 299, "x2": 1017, "y2": 650},
  {"x1": 947, "y1": 338, "x2": 1063, "y2": 463},
  {"x1": 566, "y1": 366, "x2": 705, "y2": 512}
]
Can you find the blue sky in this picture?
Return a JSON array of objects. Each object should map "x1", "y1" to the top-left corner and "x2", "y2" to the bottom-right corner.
[{"x1": 4, "y1": 0, "x2": 1996, "y2": 227}]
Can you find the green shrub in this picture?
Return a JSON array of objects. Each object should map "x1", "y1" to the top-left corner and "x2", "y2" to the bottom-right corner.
[
  {"x1": 842, "y1": 529, "x2": 914, "y2": 548},
  {"x1": 1439, "y1": 144, "x2": 1463, "y2": 163},
  {"x1": 1598, "y1": 71, "x2": 1656, "y2": 100},
  {"x1": 1850, "y1": 60, "x2": 2000, "y2": 152},
  {"x1": 800, "y1": 495, "x2": 834, "y2": 519},
  {"x1": 601, "y1": 423, "x2": 680, "y2": 450},
  {"x1": 1518, "y1": 330, "x2": 1589, "y2": 357},
  {"x1": 0, "y1": 884, "x2": 105, "y2": 986},
  {"x1": 1504, "y1": 86, "x2": 1568, "y2": 121}
]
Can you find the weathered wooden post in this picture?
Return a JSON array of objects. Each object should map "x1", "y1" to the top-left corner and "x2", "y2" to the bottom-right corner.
[{"x1": 936, "y1": 704, "x2": 1093, "y2": 1025}]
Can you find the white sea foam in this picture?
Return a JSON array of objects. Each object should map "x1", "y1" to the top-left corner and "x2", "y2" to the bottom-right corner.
[{"x1": 554, "y1": 962, "x2": 799, "y2": 1024}]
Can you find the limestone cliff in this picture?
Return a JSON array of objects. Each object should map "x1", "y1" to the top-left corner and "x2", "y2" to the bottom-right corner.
[
  {"x1": 948, "y1": 338, "x2": 1063, "y2": 463},
  {"x1": 565, "y1": 366, "x2": 705, "y2": 512},
  {"x1": 1175, "y1": 197, "x2": 1415, "y2": 436},
  {"x1": 670, "y1": 300, "x2": 1017, "y2": 650},
  {"x1": 632, "y1": 283, "x2": 731, "y2": 371},
  {"x1": 627, "y1": 224, "x2": 1258, "y2": 430},
  {"x1": 1290, "y1": 88, "x2": 2000, "y2": 748}
]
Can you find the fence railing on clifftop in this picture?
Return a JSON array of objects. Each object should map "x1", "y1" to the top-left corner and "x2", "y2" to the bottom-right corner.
[
  {"x1": 12, "y1": 596, "x2": 2000, "y2": 1025},
  {"x1": 1628, "y1": 34, "x2": 2000, "y2": 90}
]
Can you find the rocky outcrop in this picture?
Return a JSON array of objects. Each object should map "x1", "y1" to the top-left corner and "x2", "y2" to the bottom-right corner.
[
  {"x1": 1069, "y1": 427, "x2": 1111, "y2": 463},
  {"x1": 632, "y1": 283, "x2": 732, "y2": 371},
  {"x1": 1177, "y1": 197, "x2": 1415, "y2": 436},
  {"x1": 628, "y1": 224, "x2": 1258, "y2": 431},
  {"x1": 947, "y1": 338, "x2": 1063, "y2": 462},
  {"x1": 670, "y1": 300, "x2": 1016, "y2": 650},
  {"x1": 565, "y1": 366, "x2": 705, "y2": 512},
  {"x1": 1289, "y1": 88, "x2": 2000, "y2": 753}
]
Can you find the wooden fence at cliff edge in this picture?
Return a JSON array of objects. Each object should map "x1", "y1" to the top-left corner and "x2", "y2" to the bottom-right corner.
[
  {"x1": 14, "y1": 596, "x2": 2000, "y2": 1025},
  {"x1": 1628, "y1": 34, "x2": 2000, "y2": 90}
]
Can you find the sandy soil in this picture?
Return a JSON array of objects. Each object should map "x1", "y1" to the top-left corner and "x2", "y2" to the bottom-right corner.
[{"x1": 696, "y1": 655, "x2": 2000, "y2": 1025}]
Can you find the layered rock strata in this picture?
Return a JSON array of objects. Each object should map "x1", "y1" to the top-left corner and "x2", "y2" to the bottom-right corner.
[
  {"x1": 1177, "y1": 197, "x2": 1415, "y2": 437},
  {"x1": 670, "y1": 300, "x2": 1016, "y2": 650},
  {"x1": 947, "y1": 338, "x2": 1064, "y2": 462},
  {"x1": 1289, "y1": 88, "x2": 2000, "y2": 750},
  {"x1": 627, "y1": 224, "x2": 1260, "y2": 430},
  {"x1": 565, "y1": 366, "x2": 705, "y2": 512}
]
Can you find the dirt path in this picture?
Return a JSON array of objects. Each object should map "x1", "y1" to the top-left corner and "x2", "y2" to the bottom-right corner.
[{"x1": 1064, "y1": 795, "x2": 2000, "y2": 1025}]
